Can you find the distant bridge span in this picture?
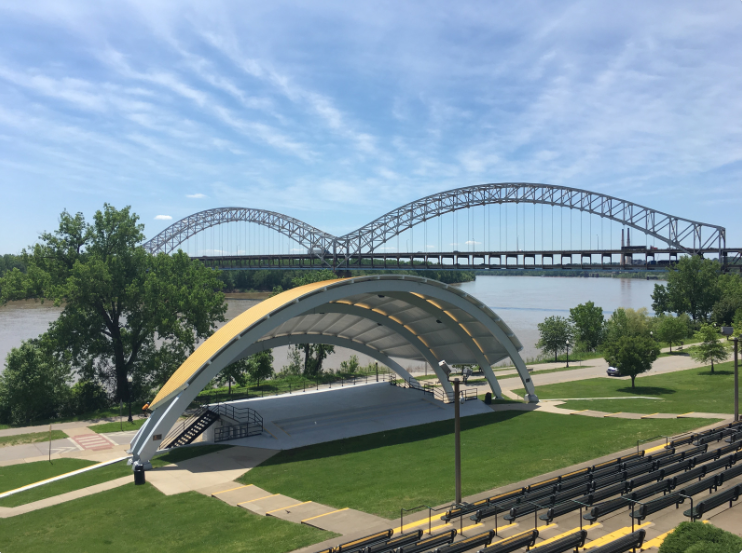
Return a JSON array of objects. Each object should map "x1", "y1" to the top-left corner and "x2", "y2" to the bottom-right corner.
[{"x1": 142, "y1": 183, "x2": 727, "y2": 267}]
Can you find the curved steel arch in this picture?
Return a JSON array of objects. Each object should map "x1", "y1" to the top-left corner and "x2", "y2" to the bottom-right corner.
[
  {"x1": 141, "y1": 207, "x2": 336, "y2": 257},
  {"x1": 141, "y1": 184, "x2": 725, "y2": 263},
  {"x1": 339, "y1": 183, "x2": 725, "y2": 258}
]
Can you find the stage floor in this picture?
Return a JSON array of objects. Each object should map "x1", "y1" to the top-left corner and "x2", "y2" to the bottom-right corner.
[{"x1": 212, "y1": 382, "x2": 492, "y2": 450}]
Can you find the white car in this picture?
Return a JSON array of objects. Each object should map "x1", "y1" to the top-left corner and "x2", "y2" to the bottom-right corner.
[{"x1": 606, "y1": 366, "x2": 621, "y2": 377}]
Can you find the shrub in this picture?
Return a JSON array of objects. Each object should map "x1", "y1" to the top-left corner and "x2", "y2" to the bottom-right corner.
[
  {"x1": 69, "y1": 380, "x2": 110, "y2": 415},
  {"x1": 659, "y1": 522, "x2": 742, "y2": 553}
]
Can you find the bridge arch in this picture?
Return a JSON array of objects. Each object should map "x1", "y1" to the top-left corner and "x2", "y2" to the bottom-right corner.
[
  {"x1": 340, "y1": 183, "x2": 725, "y2": 258},
  {"x1": 130, "y1": 275, "x2": 537, "y2": 468}
]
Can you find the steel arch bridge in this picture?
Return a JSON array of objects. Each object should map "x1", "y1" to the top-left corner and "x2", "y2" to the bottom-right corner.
[{"x1": 142, "y1": 183, "x2": 727, "y2": 268}]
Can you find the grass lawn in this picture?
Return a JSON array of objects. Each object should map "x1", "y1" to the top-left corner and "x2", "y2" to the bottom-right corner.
[
  {"x1": 0, "y1": 430, "x2": 68, "y2": 448},
  {"x1": 0, "y1": 483, "x2": 335, "y2": 553},
  {"x1": 0, "y1": 444, "x2": 232, "y2": 508},
  {"x1": 514, "y1": 363, "x2": 737, "y2": 414},
  {"x1": 240, "y1": 411, "x2": 712, "y2": 519},
  {"x1": 88, "y1": 419, "x2": 147, "y2": 434}
]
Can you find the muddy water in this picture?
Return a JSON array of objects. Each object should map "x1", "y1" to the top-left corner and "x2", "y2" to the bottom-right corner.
[{"x1": 0, "y1": 276, "x2": 657, "y2": 373}]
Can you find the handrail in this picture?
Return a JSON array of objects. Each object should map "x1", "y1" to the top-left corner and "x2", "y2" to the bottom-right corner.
[{"x1": 161, "y1": 407, "x2": 208, "y2": 449}]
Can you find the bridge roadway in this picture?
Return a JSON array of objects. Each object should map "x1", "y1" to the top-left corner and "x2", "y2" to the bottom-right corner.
[{"x1": 192, "y1": 246, "x2": 742, "y2": 272}]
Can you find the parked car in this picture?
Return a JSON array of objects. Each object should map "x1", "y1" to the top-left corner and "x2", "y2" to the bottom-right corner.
[{"x1": 606, "y1": 366, "x2": 621, "y2": 377}]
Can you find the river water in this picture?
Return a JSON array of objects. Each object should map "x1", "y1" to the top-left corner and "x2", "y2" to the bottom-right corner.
[{"x1": 0, "y1": 276, "x2": 658, "y2": 374}]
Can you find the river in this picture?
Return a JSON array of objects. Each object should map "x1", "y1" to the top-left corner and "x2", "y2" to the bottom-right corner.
[{"x1": 0, "y1": 276, "x2": 658, "y2": 374}]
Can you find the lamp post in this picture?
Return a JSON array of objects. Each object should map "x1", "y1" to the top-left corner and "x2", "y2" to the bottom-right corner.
[
  {"x1": 734, "y1": 337, "x2": 739, "y2": 422},
  {"x1": 566, "y1": 340, "x2": 570, "y2": 368},
  {"x1": 127, "y1": 375, "x2": 133, "y2": 423},
  {"x1": 453, "y1": 378, "x2": 461, "y2": 505}
]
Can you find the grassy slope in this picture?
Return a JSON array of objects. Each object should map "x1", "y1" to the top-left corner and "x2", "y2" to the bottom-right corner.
[
  {"x1": 515, "y1": 363, "x2": 737, "y2": 414},
  {"x1": 240, "y1": 411, "x2": 712, "y2": 519},
  {"x1": 0, "y1": 483, "x2": 334, "y2": 553},
  {"x1": 0, "y1": 430, "x2": 68, "y2": 448},
  {"x1": 0, "y1": 458, "x2": 95, "y2": 494}
]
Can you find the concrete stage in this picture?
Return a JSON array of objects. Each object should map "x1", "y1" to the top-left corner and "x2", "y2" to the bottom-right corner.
[{"x1": 212, "y1": 382, "x2": 492, "y2": 450}]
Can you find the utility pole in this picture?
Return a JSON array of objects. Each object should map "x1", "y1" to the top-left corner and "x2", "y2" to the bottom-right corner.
[
  {"x1": 454, "y1": 378, "x2": 462, "y2": 505},
  {"x1": 734, "y1": 337, "x2": 739, "y2": 422}
]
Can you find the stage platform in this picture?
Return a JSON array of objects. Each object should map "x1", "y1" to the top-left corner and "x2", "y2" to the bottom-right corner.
[{"x1": 211, "y1": 382, "x2": 492, "y2": 450}]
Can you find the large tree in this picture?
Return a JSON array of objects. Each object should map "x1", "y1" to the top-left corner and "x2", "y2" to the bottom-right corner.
[
  {"x1": 536, "y1": 316, "x2": 574, "y2": 362},
  {"x1": 0, "y1": 205, "x2": 227, "y2": 403},
  {"x1": 603, "y1": 335, "x2": 660, "y2": 389},
  {"x1": 569, "y1": 301, "x2": 604, "y2": 352},
  {"x1": 651, "y1": 256, "x2": 720, "y2": 321},
  {"x1": 654, "y1": 314, "x2": 689, "y2": 352}
]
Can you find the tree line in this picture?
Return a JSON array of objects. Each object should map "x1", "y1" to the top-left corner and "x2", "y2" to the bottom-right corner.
[{"x1": 537, "y1": 257, "x2": 742, "y2": 388}]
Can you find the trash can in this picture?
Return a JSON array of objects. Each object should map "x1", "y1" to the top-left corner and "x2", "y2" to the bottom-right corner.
[
  {"x1": 134, "y1": 464, "x2": 146, "y2": 485},
  {"x1": 484, "y1": 392, "x2": 492, "y2": 405}
]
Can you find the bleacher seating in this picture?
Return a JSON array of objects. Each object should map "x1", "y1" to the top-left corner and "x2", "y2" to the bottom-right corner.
[
  {"x1": 591, "y1": 471, "x2": 626, "y2": 491},
  {"x1": 588, "y1": 529, "x2": 646, "y2": 553},
  {"x1": 675, "y1": 473, "x2": 719, "y2": 501},
  {"x1": 432, "y1": 530, "x2": 495, "y2": 553},
  {"x1": 670, "y1": 465, "x2": 706, "y2": 489},
  {"x1": 693, "y1": 428, "x2": 733, "y2": 446},
  {"x1": 362, "y1": 530, "x2": 422, "y2": 553},
  {"x1": 442, "y1": 489, "x2": 524, "y2": 522},
  {"x1": 333, "y1": 529, "x2": 393, "y2": 553},
  {"x1": 625, "y1": 479, "x2": 672, "y2": 503},
  {"x1": 660, "y1": 459, "x2": 693, "y2": 478},
  {"x1": 716, "y1": 441, "x2": 741, "y2": 457},
  {"x1": 630, "y1": 491, "x2": 682, "y2": 522},
  {"x1": 396, "y1": 530, "x2": 457, "y2": 553},
  {"x1": 478, "y1": 529, "x2": 539, "y2": 553},
  {"x1": 623, "y1": 462, "x2": 654, "y2": 480},
  {"x1": 718, "y1": 462, "x2": 742, "y2": 485},
  {"x1": 683, "y1": 483, "x2": 742, "y2": 520},
  {"x1": 530, "y1": 529, "x2": 587, "y2": 552},
  {"x1": 627, "y1": 469, "x2": 664, "y2": 491}
]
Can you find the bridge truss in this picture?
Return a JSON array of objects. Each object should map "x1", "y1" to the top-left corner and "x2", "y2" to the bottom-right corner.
[{"x1": 142, "y1": 183, "x2": 728, "y2": 269}]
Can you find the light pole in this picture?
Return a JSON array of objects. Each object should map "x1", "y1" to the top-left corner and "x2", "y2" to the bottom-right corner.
[
  {"x1": 566, "y1": 340, "x2": 570, "y2": 368},
  {"x1": 735, "y1": 337, "x2": 739, "y2": 422},
  {"x1": 453, "y1": 378, "x2": 461, "y2": 505},
  {"x1": 127, "y1": 375, "x2": 133, "y2": 423}
]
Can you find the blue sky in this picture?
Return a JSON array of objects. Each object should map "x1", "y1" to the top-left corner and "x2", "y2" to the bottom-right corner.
[{"x1": 1, "y1": 1, "x2": 741, "y2": 253}]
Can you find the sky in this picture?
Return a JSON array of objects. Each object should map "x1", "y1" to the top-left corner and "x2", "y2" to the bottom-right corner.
[{"x1": 1, "y1": 0, "x2": 741, "y2": 254}]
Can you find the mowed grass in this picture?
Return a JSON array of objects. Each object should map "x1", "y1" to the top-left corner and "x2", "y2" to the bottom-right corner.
[
  {"x1": 0, "y1": 430, "x2": 68, "y2": 448},
  {"x1": 88, "y1": 418, "x2": 147, "y2": 434},
  {"x1": 0, "y1": 460, "x2": 131, "y2": 507},
  {"x1": 240, "y1": 411, "x2": 712, "y2": 518},
  {"x1": 0, "y1": 444, "x2": 232, "y2": 508},
  {"x1": 514, "y1": 363, "x2": 737, "y2": 414},
  {"x1": 0, "y1": 483, "x2": 334, "y2": 553}
]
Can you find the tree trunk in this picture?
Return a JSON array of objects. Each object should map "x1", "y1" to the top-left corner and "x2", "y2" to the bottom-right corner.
[
  {"x1": 554, "y1": 351, "x2": 558, "y2": 362},
  {"x1": 711, "y1": 360, "x2": 714, "y2": 374},
  {"x1": 228, "y1": 378, "x2": 232, "y2": 396},
  {"x1": 631, "y1": 375, "x2": 636, "y2": 389}
]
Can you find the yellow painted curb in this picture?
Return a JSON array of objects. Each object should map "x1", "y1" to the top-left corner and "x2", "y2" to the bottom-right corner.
[
  {"x1": 237, "y1": 494, "x2": 276, "y2": 505},
  {"x1": 582, "y1": 522, "x2": 652, "y2": 550},
  {"x1": 213, "y1": 484, "x2": 253, "y2": 495},
  {"x1": 266, "y1": 501, "x2": 310, "y2": 514},
  {"x1": 302, "y1": 507, "x2": 348, "y2": 523},
  {"x1": 640, "y1": 413, "x2": 659, "y2": 419},
  {"x1": 390, "y1": 514, "x2": 445, "y2": 534},
  {"x1": 532, "y1": 525, "x2": 596, "y2": 549}
]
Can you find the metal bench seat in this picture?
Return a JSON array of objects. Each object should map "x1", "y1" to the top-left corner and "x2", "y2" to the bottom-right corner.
[
  {"x1": 630, "y1": 491, "x2": 682, "y2": 522},
  {"x1": 589, "y1": 482, "x2": 627, "y2": 504},
  {"x1": 525, "y1": 485, "x2": 560, "y2": 503},
  {"x1": 625, "y1": 479, "x2": 672, "y2": 503},
  {"x1": 621, "y1": 456, "x2": 653, "y2": 470},
  {"x1": 681, "y1": 444, "x2": 708, "y2": 459},
  {"x1": 529, "y1": 530, "x2": 587, "y2": 553},
  {"x1": 693, "y1": 429, "x2": 733, "y2": 446},
  {"x1": 591, "y1": 471, "x2": 626, "y2": 491},
  {"x1": 583, "y1": 496, "x2": 630, "y2": 523},
  {"x1": 715, "y1": 442, "x2": 742, "y2": 457},
  {"x1": 654, "y1": 452, "x2": 685, "y2": 469},
  {"x1": 588, "y1": 529, "x2": 646, "y2": 553},
  {"x1": 335, "y1": 530, "x2": 394, "y2": 553},
  {"x1": 552, "y1": 485, "x2": 591, "y2": 504},
  {"x1": 591, "y1": 465, "x2": 623, "y2": 480},
  {"x1": 470, "y1": 498, "x2": 521, "y2": 523},
  {"x1": 527, "y1": 477, "x2": 561, "y2": 495},
  {"x1": 396, "y1": 530, "x2": 457, "y2": 553},
  {"x1": 504, "y1": 500, "x2": 552, "y2": 523},
  {"x1": 442, "y1": 489, "x2": 525, "y2": 522},
  {"x1": 433, "y1": 530, "x2": 495, "y2": 553},
  {"x1": 560, "y1": 467, "x2": 591, "y2": 483},
  {"x1": 661, "y1": 459, "x2": 693, "y2": 478},
  {"x1": 670, "y1": 465, "x2": 706, "y2": 489},
  {"x1": 623, "y1": 462, "x2": 653, "y2": 479},
  {"x1": 676, "y1": 473, "x2": 719, "y2": 502},
  {"x1": 688, "y1": 449, "x2": 717, "y2": 465},
  {"x1": 683, "y1": 483, "x2": 742, "y2": 521},
  {"x1": 539, "y1": 496, "x2": 592, "y2": 524},
  {"x1": 559, "y1": 475, "x2": 592, "y2": 493},
  {"x1": 627, "y1": 469, "x2": 664, "y2": 491},
  {"x1": 718, "y1": 462, "x2": 742, "y2": 486},
  {"x1": 667, "y1": 435, "x2": 694, "y2": 449},
  {"x1": 478, "y1": 529, "x2": 538, "y2": 553},
  {"x1": 700, "y1": 455, "x2": 734, "y2": 475},
  {"x1": 725, "y1": 432, "x2": 742, "y2": 445},
  {"x1": 363, "y1": 530, "x2": 422, "y2": 553}
]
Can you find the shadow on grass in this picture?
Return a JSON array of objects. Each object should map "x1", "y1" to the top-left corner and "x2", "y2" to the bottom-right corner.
[
  {"x1": 697, "y1": 370, "x2": 734, "y2": 376},
  {"x1": 616, "y1": 386, "x2": 677, "y2": 396},
  {"x1": 256, "y1": 410, "x2": 529, "y2": 468}
]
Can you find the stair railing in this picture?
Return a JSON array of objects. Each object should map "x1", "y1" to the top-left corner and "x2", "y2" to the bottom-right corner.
[{"x1": 161, "y1": 406, "x2": 208, "y2": 449}]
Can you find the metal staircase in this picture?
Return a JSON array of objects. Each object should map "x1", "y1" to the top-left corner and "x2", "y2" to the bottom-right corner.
[{"x1": 162, "y1": 407, "x2": 221, "y2": 449}]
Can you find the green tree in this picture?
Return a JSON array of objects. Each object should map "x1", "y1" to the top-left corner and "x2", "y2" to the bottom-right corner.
[
  {"x1": 536, "y1": 316, "x2": 574, "y2": 362},
  {"x1": 247, "y1": 349, "x2": 274, "y2": 387},
  {"x1": 218, "y1": 360, "x2": 249, "y2": 396},
  {"x1": 651, "y1": 256, "x2": 721, "y2": 321},
  {"x1": 0, "y1": 205, "x2": 227, "y2": 403},
  {"x1": 654, "y1": 314, "x2": 689, "y2": 352},
  {"x1": 340, "y1": 355, "x2": 360, "y2": 373},
  {"x1": 604, "y1": 307, "x2": 651, "y2": 344},
  {"x1": 690, "y1": 323, "x2": 728, "y2": 374},
  {"x1": 569, "y1": 301, "x2": 604, "y2": 351},
  {"x1": 0, "y1": 339, "x2": 71, "y2": 424},
  {"x1": 603, "y1": 335, "x2": 660, "y2": 388}
]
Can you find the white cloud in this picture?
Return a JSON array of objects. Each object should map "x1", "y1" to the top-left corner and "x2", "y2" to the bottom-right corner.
[
  {"x1": 465, "y1": 240, "x2": 481, "y2": 245},
  {"x1": 187, "y1": 193, "x2": 206, "y2": 199},
  {"x1": 155, "y1": 214, "x2": 173, "y2": 220}
]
